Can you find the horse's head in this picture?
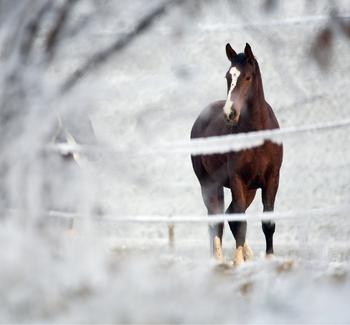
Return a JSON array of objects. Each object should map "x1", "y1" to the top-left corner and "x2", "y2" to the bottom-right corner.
[{"x1": 223, "y1": 43, "x2": 256, "y2": 125}]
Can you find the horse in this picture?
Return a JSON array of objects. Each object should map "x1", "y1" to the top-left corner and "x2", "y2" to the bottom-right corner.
[{"x1": 190, "y1": 43, "x2": 283, "y2": 266}]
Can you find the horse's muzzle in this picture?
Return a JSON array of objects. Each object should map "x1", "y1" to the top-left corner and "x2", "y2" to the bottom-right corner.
[{"x1": 225, "y1": 109, "x2": 239, "y2": 125}]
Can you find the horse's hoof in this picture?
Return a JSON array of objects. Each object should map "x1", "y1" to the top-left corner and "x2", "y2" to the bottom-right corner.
[
  {"x1": 243, "y1": 242, "x2": 253, "y2": 261},
  {"x1": 276, "y1": 260, "x2": 294, "y2": 273},
  {"x1": 214, "y1": 254, "x2": 225, "y2": 263},
  {"x1": 67, "y1": 228, "x2": 76, "y2": 237},
  {"x1": 233, "y1": 246, "x2": 244, "y2": 267},
  {"x1": 266, "y1": 253, "x2": 274, "y2": 260}
]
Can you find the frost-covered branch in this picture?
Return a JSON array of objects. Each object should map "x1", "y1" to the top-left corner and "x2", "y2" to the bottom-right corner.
[
  {"x1": 19, "y1": 1, "x2": 52, "y2": 61},
  {"x1": 45, "y1": 0, "x2": 79, "y2": 61},
  {"x1": 61, "y1": 0, "x2": 185, "y2": 92}
]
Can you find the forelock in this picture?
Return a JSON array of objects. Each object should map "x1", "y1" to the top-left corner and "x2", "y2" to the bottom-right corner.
[{"x1": 231, "y1": 53, "x2": 253, "y2": 70}]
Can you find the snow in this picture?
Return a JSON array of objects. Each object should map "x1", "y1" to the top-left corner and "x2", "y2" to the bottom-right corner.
[{"x1": 1, "y1": 0, "x2": 350, "y2": 323}]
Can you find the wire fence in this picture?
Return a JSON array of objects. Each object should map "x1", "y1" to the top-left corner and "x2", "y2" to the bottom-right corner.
[
  {"x1": 197, "y1": 14, "x2": 350, "y2": 32},
  {"x1": 49, "y1": 117, "x2": 350, "y2": 157},
  {"x1": 42, "y1": 203, "x2": 350, "y2": 224},
  {"x1": 19, "y1": 5, "x2": 350, "y2": 229},
  {"x1": 40, "y1": 115, "x2": 350, "y2": 227}
]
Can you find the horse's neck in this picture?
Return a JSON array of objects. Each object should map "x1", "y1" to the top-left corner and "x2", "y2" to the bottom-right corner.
[
  {"x1": 244, "y1": 64, "x2": 269, "y2": 130},
  {"x1": 242, "y1": 104, "x2": 266, "y2": 131},
  {"x1": 252, "y1": 62, "x2": 265, "y2": 104}
]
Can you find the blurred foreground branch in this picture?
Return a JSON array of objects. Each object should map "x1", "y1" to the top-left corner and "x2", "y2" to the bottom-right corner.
[
  {"x1": 61, "y1": 0, "x2": 185, "y2": 93},
  {"x1": 20, "y1": 1, "x2": 52, "y2": 61},
  {"x1": 45, "y1": 0, "x2": 79, "y2": 61},
  {"x1": 311, "y1": 10, "x2": 350, "y2": 69}
]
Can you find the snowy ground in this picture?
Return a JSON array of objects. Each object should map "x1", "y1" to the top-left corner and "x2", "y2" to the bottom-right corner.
[{"x1": 1, "y1": 0, "x2": 350, "y2": 323}]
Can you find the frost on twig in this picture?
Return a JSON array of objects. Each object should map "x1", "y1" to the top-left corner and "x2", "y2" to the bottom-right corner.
[
  {"x1": 61, "y1": 0, "x2": 186, "y2": 92},
  {"x1": 45, "y1": 0, "x2": 79, "y2": 62}
]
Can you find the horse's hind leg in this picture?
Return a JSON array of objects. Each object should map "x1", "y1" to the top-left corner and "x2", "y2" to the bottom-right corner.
[
  {"x1": 201, "y1": 182, "x2": 224, "y2": 261},
  {"x1": 191, "y1": 156, "x2": 224, "y2": 261},
  {"x1": 261, "y1": 172, "x2": 280, "y2": 256},
  {"x1": 242, "y1": 189, "x2": 257, "y2": 261}
]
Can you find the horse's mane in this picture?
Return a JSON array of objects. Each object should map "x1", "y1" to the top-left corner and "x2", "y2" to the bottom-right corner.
[{"x1": 253, "y1": 58, "x2": 265, "y2": 102}]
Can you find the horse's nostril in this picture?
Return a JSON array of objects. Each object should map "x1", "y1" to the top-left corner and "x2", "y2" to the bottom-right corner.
[{"x1": 229, "y1": 110, "x2": 237, "y2": 120}]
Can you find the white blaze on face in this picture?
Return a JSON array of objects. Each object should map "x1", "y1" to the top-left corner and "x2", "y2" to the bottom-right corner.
[{"x1": 223, "y1": 67, "x2": 240, "y2": 117}]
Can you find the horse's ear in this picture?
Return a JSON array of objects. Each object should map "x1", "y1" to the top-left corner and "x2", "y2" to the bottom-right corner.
[
  {"x1": 244, "y1": 43, "x2": 254, "y2": 63},
  {"x1": 226, "y1": 43, "x2": 237, "y2": 62}
]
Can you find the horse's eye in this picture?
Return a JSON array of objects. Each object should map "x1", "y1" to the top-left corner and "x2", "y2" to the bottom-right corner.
[{"x1": 246, "y1": 76, "x2": 251, "y2": 81}]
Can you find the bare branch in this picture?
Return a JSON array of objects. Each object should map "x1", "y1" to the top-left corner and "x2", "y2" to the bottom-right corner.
[
  {"x1": 61, "y1": 0, "x2": 185, "y2": 93},
  {"x1": 45, "y1": 0, "x2": 79, "y2": 61},
  {"x1": 331, "y1": 10, "x2": 350, "y2": 39},
  {"x1": 20, "y1": 1, "x2": 52, "y2": 61},
  {"x1": 262, "y1": 0, "x2": 278, "y2": 12},
  {"x1": 310, "y1": 26, "x2": 333, "y2": 70}
]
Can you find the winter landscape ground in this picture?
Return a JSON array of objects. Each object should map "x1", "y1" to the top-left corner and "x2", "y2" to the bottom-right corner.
[{"x1": 1, "y1": 0, "x2": 350, "y2": 323}]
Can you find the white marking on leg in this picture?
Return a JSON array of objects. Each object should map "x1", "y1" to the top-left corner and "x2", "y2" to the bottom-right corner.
[
  {"x1": 209, "y1": 225, "x2": 224, "y2": 261},
  {"x1": 223, "y1": 67, "x2": 240, "y2": 117},
  {"x1": 213, "y1": 236, "x2": 224, "y2": 262},
  {"x1": 233, "y1": 245, "x2": 244, "y2": 266},
  {"x1": 243, "y1": 242, "x2": 253, "y2": 261}
]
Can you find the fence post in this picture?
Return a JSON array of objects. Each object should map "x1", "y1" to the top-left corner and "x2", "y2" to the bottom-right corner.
[{"x1": 168, "y1": 222, "x2": 175, "y2": 248}]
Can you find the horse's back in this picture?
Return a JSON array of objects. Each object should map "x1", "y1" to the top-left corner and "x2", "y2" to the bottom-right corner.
[
  {"x1": 190, "y1": 100, "x2": 229, "y2": 184},
  {"x1": 190, "y1": 100, "x2": 229, "y2": 139},
  {"x1": 264, "y1": 101, "x2": 280, "y2": 130}
]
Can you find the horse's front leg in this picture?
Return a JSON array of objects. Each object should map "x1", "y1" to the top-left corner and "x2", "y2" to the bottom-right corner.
[
  {"x1": 261, "y1": 172, "x2": 280, "y2": 257},
  {"x1": 226, "y1": 175, "x2": 248, "y2": 266}
]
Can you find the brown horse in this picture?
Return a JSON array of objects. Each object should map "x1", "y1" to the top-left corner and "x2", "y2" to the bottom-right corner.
[{"x1": 191, "y1": 43, "x2": 283, "y2": 266}]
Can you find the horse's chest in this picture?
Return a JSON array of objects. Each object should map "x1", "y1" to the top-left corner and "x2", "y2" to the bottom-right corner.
[
  {"x1": 201, "y1": 147, "x2": 269, "y2": 188},
  {"x1": 239, "y1": 161, "x2": 265, "y2": 188},
  {"x1": 229, "y1": 148, "x2": 269, "y2": 188}
]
